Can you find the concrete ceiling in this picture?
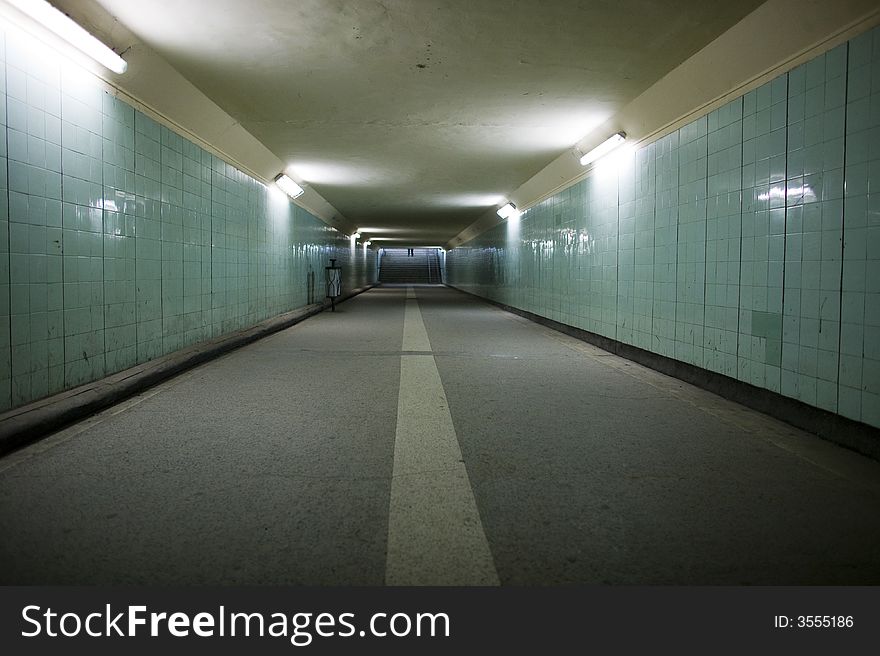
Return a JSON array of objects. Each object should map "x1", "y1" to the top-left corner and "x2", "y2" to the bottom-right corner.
[{"x1": 90, "y1": 0, "x2": 765, "y2": 244}]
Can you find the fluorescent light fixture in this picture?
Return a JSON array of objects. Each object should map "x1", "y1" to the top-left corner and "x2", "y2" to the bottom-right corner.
[
  {"x1": 579, "y1": 131, "x2": 626, "y2": 166},
  {"x1": 274, "y1": 173, "x2": 304, "y2": 199},
  {"x1": 7, "y1": 0, "x2": 128, "y2": 74},
  {"x1": 497, "y1": 202, "x2": 517, "y2": 219}
]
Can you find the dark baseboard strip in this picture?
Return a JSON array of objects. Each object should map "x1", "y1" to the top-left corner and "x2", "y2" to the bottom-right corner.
[
  {"x1": 447, "y1": 284, "x2": 880, "y2": 462},
  {"x1": 0, "y1": 284, "x2": 375, "y2": 457}
]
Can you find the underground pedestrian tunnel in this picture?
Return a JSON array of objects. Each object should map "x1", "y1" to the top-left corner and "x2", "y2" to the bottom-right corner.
[{"x1": 0, "y1": 0, "x2": 879, "y2": 585}]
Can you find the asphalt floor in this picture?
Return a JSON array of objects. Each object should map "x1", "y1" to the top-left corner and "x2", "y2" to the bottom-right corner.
[{"x1": 1, "y1": 285, "x2": 878, "y2": 584}]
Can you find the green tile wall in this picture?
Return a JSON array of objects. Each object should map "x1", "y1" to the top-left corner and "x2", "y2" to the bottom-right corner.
[
  {"x1": 841, "y1": 29, "x2": 880, "y2": 426},
  {"x1": 447, "y1": 25, "x2": 880, "y2": 430},
  {"x1": 0, "y1": 26, "x2": 375, "y2": 412},
  {"x1": 0, "y1": 29, "x2": 8, "y2": 408}
]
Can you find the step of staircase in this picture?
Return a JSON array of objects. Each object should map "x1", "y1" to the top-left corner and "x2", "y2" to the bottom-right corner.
[{"x1": 378, "y1": 248, "x2": 442, "y2": 284}]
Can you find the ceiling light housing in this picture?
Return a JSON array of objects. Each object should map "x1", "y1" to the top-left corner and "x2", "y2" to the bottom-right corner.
[
  {"x1": 274, "y1": 174, "x2": 304, "y2": 199},
  {"x1": 497, "y1": 202, "x2": 517, "y2": 219},
  {"x1": 6, "y1": 0, "x2": 128, "y2": 74},
  {"x1": 578, "y1": 131, "x2": 626, "y2": 167}
]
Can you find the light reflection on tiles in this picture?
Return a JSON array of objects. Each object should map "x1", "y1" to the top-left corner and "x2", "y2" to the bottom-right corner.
[
  {"x1": 448, "y1": 27, "x2": 880, "y2": 430},
  {"x1": 0, "y1": 27, "x2": 375, "y2": 412}
]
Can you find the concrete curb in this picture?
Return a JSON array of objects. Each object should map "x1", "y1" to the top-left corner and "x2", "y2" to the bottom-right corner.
[
  {"x1": 0, "y1": 284, "x2": 375, "y2": 457},
  {"x1": 447, "y1": 284, "x2": 880, "y2": 462}
]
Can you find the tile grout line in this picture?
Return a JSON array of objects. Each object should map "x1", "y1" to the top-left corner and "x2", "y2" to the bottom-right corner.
[
  {"x1": 4, "y1": 50, "x2": 10, "y2": 411},
  {"x1": 385, "y1": 285, "x2": 500, "y2": 586}
]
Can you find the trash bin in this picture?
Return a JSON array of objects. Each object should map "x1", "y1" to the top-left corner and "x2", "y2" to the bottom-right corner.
[{"x1": 325, "y1": 258, "x2": 342, "y2": 311}]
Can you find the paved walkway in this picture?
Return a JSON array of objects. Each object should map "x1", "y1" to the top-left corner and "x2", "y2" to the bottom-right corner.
[{"x1": 1, "y1": 285, "x2": 878, "y2": 584}]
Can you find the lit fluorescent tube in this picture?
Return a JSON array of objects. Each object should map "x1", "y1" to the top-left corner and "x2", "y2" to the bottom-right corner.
[
  {"x1": 7, "y1": 0, "x2": 128, "y2": 74},
  {"x1": 274, "y1": 174, "x2": 304, "y2": 199},
  {"x1": 579, "y1": 131, "x2": 626, "y2": 166},
  {"x1": 497, "y1": 202, "x2": 517, "y2": 219}
]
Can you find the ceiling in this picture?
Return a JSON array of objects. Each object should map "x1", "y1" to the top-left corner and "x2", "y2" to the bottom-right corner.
[{"x1": 90, "y1": 0, "x2": 765, "y2": 244}]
